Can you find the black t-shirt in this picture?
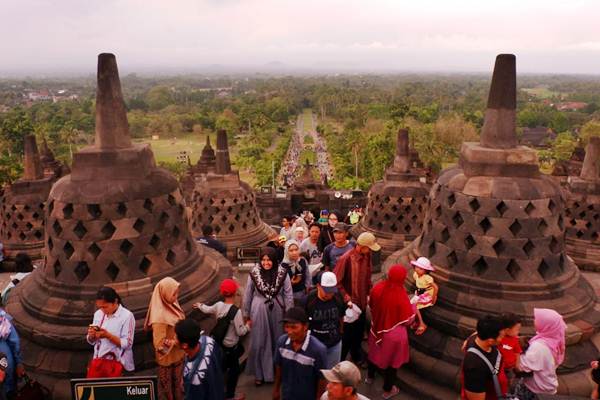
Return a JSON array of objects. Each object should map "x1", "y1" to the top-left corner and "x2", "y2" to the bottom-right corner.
[
  {"x1": 463, "y1": 338, "x2": 500, "y2": 395},
  {"x1": 305, "y1": 289, "x2": 346, "y2": 347}
]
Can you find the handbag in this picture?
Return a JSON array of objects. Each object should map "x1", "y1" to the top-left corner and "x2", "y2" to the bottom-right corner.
[
  {"x1": 86, "y1": 352, "x2": 124, "y2": 378},
  {"x1": 14, "y1": 374, "x2": 50, "y2": 400},
  {"x1": 86, "y1": 314, "x2": 124, "y2": 378}
]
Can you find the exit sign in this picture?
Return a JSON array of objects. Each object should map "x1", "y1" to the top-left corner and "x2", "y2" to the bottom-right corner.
[{"x1": 71, "y1": 376, "x2": 158, "y2": 400}]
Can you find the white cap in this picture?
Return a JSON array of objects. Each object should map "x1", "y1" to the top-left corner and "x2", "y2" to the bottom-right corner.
[{"x1": 319, "y1": 271, "x2": 338, "y2": 293}]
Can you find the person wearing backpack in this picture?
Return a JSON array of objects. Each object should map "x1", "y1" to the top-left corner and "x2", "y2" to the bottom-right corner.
[
  {"x1": 305, "y1": 271, "x2": 347, "y2": 369},
  {"x1": 194, "y1": 279, "x2": 250, "y2": 400},
  {"x1": 462, "y1": 315, "x2": 508, "y2": 400}
]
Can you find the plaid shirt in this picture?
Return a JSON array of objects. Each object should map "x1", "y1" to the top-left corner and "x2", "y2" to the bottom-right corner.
[{"x1": 334, "y1": 248, "x2": 372, "y2": 310}]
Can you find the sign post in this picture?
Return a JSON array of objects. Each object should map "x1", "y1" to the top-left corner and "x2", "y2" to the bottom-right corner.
[{"x1": 71, "y1": 376, "x2": 158, "y2": 400}]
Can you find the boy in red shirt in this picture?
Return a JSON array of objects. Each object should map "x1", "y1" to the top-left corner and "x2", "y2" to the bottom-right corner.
[{"x1": 499, "y1": 313, "x2": 522, "y2": 388}]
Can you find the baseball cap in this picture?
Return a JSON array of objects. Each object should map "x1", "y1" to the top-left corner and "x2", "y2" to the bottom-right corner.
[
  {"x1": 281, "y1": 307, "x2": 308, "y2": 324},
  {"x1": 321, "y1": 361, "x2": 361, "y2": 388},
  {"x1": 318, "y1": 271, "x2": 338, "y2": 293},
  {"x1": 219, "y1": 279, "x2": 239, "y2": 296},
  {"x1": 332, "y1": 223, "x2": 348, "y2": 233},
  {"x1": 356, "y1": 232, "x2": 381, "y2": 251}
]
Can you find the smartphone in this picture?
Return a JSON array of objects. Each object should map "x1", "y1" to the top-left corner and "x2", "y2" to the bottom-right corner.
[{"x1": 89, "y1": 324, "x2": 100, "y2": 331}]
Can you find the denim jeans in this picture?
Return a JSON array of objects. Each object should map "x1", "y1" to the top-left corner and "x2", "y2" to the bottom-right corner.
[{"x1": 325, "y1": 341, "x2": 342, "y2": 369}]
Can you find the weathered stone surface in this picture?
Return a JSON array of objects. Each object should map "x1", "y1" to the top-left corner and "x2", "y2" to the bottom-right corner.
[
  {"x1": 480, "y1": 54, "x2": 517, "y2": 149},
  {"x1": 6, "y1": 53, "x2": 231, "y2": 400},
  {"x1": 385, "y1": 54, "x2": 600, "y2": 398},
  {"x1": 0, "y1": 135, "x2": 54, "y2": 262}
]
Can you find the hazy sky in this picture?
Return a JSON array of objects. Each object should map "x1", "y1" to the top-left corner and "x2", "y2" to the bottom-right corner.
[{"x1": 2, "y1": 0, "x2": 600, "y2": 75}]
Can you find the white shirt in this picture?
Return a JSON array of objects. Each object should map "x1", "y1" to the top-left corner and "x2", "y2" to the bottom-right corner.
[
  {"x1": 198, "y1": 302, "x2": 249, "y2": 348},
  {"x1": 87, "y1": 305, "x2": 136, "y2": 371},
  {"x1": 520, "y1": 340, "x2": 558, "y2": 394}
]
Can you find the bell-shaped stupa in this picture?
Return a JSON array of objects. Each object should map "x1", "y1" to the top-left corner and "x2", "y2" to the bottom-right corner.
[
  {"x1": 184, "y1": 129, "x2": 273, "y2": 260},
  {"x1": 0, "y1": 135, "x2": 54, "y2": 263},
  {"x1": 351, "y1": 128, "x2": 430, "y2": 265},
  {"x1": 6, "y1": 53, "x2": 230, "y2": 398},
  {"x1": 564, "y1": 137, "x2": 600, "y2": 270},
  {"x1": 384, "y1": 54, "x2": 599, "y2": 398}
]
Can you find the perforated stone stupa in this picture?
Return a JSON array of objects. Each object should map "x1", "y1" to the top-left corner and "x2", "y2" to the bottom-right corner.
[
  {"x1": 6, "y1": 53, "x2": 230, "y2": 399},
  {"x1": 0, "y1": 135, "x2": 54, "y2": 262},
  {"x1": 184, "y1": 129, "x2": 273, "y2": 259},
  {"x1": 384, "y1": 54, "x2": 600, "y2": 398},
  {"x1": 564, "y1": 137, "x2": 600, "y2": 271},
  {"x1": 352, "y1": 129, "x2": 430, "y2": 262}
]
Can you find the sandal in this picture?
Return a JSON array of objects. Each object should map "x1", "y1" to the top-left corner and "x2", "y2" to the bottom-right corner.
[
  {"x1": 254, "y1": 380, "x2": 263, "y2": 387},
  {"x1": 382, "y1": 385, "x2": 400, "y2": 399}
]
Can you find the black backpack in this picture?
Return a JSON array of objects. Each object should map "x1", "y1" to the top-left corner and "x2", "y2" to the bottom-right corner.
[{"x1": 210, "y1": 305, "x2": 239, "y2": 346}]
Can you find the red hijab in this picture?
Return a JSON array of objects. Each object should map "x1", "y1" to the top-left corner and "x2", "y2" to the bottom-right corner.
[{"x1": 369, "y1": 264, "x2": 415, "y2": 343}]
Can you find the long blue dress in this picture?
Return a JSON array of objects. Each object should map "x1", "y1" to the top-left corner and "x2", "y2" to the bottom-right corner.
[{"x1": 243, "y1": 267, "x2": 293, "y2": 382}]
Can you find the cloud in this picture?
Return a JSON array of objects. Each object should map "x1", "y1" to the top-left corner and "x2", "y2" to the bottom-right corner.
[{"x1": 0, "y1": 0, "x2": 599, "y2": 74}]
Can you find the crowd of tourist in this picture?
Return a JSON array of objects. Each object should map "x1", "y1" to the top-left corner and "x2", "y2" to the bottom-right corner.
[
  {"x1": 0, "y1": 228, "x2": 580, "y2": 400},
  {"x1": 278, "y1": 113, "x2": 333, "y2": 188}
]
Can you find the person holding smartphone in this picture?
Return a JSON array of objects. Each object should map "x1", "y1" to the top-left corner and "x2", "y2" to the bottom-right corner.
[{"x1": 86, "y1": 287, "x2": 135, "y2": 377}]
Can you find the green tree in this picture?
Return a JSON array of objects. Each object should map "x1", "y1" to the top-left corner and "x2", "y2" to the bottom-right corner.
[
  {"x1": 146, "y1": 86, "x2": 174, "y2": 111},
  {"x1": 580, "y1": 120, "x2": 600, "y2": 144}
]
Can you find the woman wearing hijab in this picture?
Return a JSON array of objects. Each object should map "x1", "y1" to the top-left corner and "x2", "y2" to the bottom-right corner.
[
  {"x1": 243, "y1": 247, "x2": 293, "y2": 386},
  {"x1": 318, "y1": 211, "x2": 340, "y2": 250},
  {"x1": 281, "y1": 239, "x2": 311, "y2": 304},
  {"x1": 144, "y1": 277, "x2": 186, "y2": 400},
  {"x1": 367, "y1": 265, "x2": 426, "y2": 399},
  {"x1": 0, "y1": 310, "x2": 24, "y2": 398},
  {"x1": 514, "y1": 308, "x2": 566, "y2": 399}
]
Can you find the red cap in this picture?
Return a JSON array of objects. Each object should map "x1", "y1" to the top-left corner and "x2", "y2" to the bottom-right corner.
[{"x1": 220, "y1": 279, "x2": 239, "y2": 296}]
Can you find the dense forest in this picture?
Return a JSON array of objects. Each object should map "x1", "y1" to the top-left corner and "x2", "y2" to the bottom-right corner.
[{"x1": 1, "y1": 73, "x2": 600, "y2": 188}]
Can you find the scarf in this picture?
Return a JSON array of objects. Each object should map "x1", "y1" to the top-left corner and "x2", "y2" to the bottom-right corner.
[
  {"x1": 0, "y1": 310, "x2": 12, "y2": 340},
  {"x1": 250, "y1": 247, "x2": 288, "y2": 301},
  {"x1": 282, "y1": 240, "x2": 302, "y2": 274},
  {"x1": 529, "y1": 308, "x2": 566, "y2": 365},
  {"x1": 144, "y1": 277, "x2": 185, "y2": 330},
  {"x1": 369, "y1": 265, "x2": 414, "y2": 344}
]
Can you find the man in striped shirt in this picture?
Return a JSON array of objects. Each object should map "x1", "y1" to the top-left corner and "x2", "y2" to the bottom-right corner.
[{"x1": 273, "y1": 307, "x2": 327, "y2": 400}]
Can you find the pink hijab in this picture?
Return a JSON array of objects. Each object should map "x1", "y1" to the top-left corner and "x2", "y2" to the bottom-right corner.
[{"x1": 529, "y1": 308, "x2": 566, "y2": 365}]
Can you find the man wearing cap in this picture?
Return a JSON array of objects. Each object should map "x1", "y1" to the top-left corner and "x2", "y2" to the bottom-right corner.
[
  {"x1": 305, "y1": 272, "x2": 348, "y2": 368},
  {"x1": 273, "y1": 307, "x2": 328, "y2": 400},
  {"x1": 334, "y1": 232, "x2": 380, "y2": 365},
  {"x1": 321, "y1": 361, "x2": 370, "y2": 400},
  {"x1": 322, "y1": 223, "x2": 355, "y2": 271}
]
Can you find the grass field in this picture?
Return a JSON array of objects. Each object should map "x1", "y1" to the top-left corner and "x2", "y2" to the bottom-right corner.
[
  {"x1": 302, "y1": 109, "x2": 313, "y2": 133},
  {"x1": 133, "y1": 134, "x2": 256, "y2": 184},
  {"x1": 133, "y1": 134, "x2": 212, "y2": 164},
  {"x1": 522, "y1": 86, "x2": 562, "y2": 99}
]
